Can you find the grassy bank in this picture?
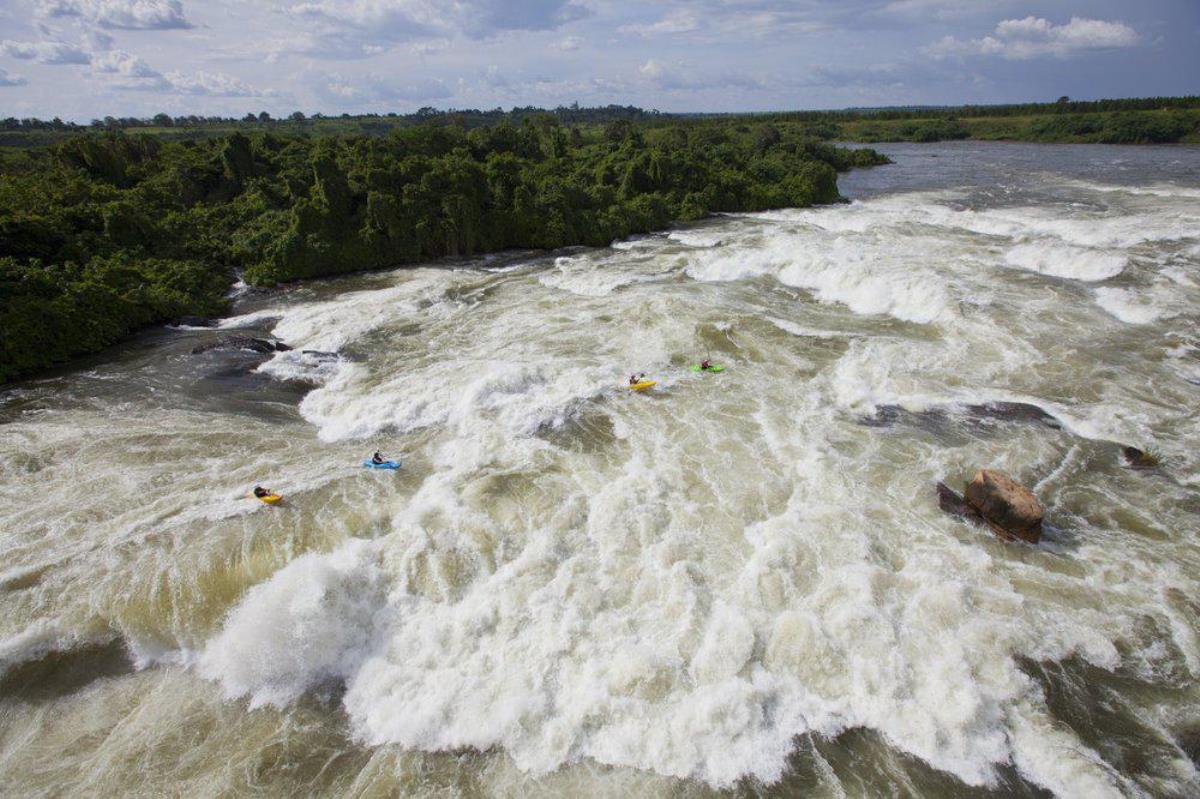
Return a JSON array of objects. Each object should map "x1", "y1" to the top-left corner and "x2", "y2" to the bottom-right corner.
[
  {"x1": 0, "y1": 118, "x2": 886, "y2": 383},
  {"x1": 829, "y1": 109, "x2": 1200, "y2": 144}
]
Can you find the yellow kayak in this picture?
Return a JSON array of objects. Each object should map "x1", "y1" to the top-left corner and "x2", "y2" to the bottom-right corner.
[
  {"x1": 251, "y1": 493, "x2": 283, "y2": 504},
  {"x1": 627, "y1": 380, "x2": 657, "y2": 391}
]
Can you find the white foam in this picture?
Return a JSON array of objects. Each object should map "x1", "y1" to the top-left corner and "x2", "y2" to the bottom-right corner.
[
  {"x1": 1004, "y1": 242, "x2": 1126, "y2": 282},
  {"x1": 199, "y1": 539, "x2": 385, "y2": 709},
  {"x1": 1094, "y1": 287, "x2": 1166, "y2": 325}
]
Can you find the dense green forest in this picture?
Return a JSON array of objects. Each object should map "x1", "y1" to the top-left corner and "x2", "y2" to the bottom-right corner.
[{"x1": 0, "y1": 117, "x2": 886, "y2": 382}]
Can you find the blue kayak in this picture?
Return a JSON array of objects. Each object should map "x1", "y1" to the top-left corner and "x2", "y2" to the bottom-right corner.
[{"x1": 362, "y1": 459, "x2": 401, "y2": 470}]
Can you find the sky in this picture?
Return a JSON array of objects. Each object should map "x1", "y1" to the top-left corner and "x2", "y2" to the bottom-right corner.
[{"x1": 0, "y1": 1, "x2": 1197, "y2": 121}]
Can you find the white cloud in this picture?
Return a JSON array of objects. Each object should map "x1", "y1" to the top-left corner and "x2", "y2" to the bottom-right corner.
[
  {"x1": 92, "y1": 48, "x2": 161, "y2": 78},
  {"x1": 164, "y1": 70, "x2": 258, "y2": 96},
  {"x1": 620, "y1": 11, "x2": 699, "y2": 37},
  {"x1": 638, "y1": 58, "x2": 763, "y2": 91},
  {"x1": 552, "y1": 35, "x2": 582, "y2": 51},
  {"x1": 0, "y1": 67, "x2": 30, "y2": 86},
  {"x1": 1, "y1": 39, "x2": 91, "y2": 64},
  {"x1": 926, "y1": 16, "x2": 1140, "y2": 60},
  {"x1": 40, "y1": 0, "x2": 193, "y2": 30}
]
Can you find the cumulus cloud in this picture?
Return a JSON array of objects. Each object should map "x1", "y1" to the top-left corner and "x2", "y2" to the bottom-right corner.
[
  {"x1": 165, "y1": 70, "x2": 258, "y2": 96},
  {"x1": 92, "y1": 48, "x2": 161, "y2": 78},
  {"x1": 1, "y1": 39, "x2": 91, "y2": 64},
  {"x1": 0, "y1": 67, "x2": 30, "y2": 86},
  {"x1": 40, "y1": 0, "x2": 193, "y2": 30},
  {"x1": 926, "y1": 16, "x2": 1140, "y2": 60},
  {"x1": 638, "y1": 58, "x2": 763, "y2": 91}
]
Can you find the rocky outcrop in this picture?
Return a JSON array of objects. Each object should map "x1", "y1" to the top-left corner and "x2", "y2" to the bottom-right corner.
[
  {"x1": 963, "y1": 470, "x2": 1044, "y2": 543},
  {"x1": 937, "y1": 470, "x2": 1044, "y2": 543},
  {"x1": 190, "y1": 336, "x2": 291, "y2": 355}
]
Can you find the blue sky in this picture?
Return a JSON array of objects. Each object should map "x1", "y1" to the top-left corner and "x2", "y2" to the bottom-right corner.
[{"x1": 0, "y1": 1, "x2": 1197, "y2": 121}]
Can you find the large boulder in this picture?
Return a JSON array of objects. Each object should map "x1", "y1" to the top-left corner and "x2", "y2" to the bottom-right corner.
[
  {"x1": 963, "y1": 469, "x2": 1044, "y2": 543},
  {"x1": 190, "y1": 336, "x2": 290, "y2": 355}
]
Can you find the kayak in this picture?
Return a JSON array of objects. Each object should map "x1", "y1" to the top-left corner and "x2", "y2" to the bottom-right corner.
[
  {"x1": 690, "y1": 364, "x2": 726, "y2": 373},
  {"x1": 255, "y1": 493, "x2": 282, "y2": 504},
  {"x1": 363, "y1": 459, "x2": 401, "y2": 470},
  {"x1": 627, "y1": 380, "x2": 657, "y2": 391}
]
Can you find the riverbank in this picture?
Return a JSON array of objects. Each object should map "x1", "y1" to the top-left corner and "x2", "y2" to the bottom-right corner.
[{"x1": 0, "y1": 121, "x2": 887, "y2": 383}]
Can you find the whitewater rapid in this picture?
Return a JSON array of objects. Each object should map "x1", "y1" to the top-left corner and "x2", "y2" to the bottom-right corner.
[{"x1": 1, "y1": 142, "x2": 1199, "y2": 797}]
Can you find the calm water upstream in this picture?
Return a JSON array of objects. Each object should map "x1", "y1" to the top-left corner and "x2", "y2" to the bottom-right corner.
[{"x1": 1, "y1": 141, "x2": 1199, "y2": 797}]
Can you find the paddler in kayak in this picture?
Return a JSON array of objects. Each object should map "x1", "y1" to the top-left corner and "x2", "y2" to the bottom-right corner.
[
  {"x1": 371, "y1": 451, "x2": 386, "y2": 465},
  {"x1": 628, "y1": 372, "x2": 647, "y2": 386},
  {"x1": 252, "y1": 485, "x2": 272, "y2": 499},
  {"x1": 700, "y1": 359, "x2": 713, "y2": 371}
]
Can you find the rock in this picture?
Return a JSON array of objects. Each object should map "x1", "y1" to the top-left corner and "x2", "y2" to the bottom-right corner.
[
  {"x1": 936, "y1": 481, "x2": 979, "y2": 520},
  {"x1": 190, "y1": 336, "x2": 290, "y2": 355},
  {"x1": 169, "y1": 316, "x2": 218, "y2": 328},
  {"x1": 963, "y1": 469, "x2": 1044, "y2": 543},
  {"x1": 962, "y1": 401, "x2": 1061, "y2": 429},
  {"x1": 1122, "y1": 446, "x2": 1160, "y2": 470},
  {"x1": 860, "y1": 401, "x2": 1061, "y2": 431}
]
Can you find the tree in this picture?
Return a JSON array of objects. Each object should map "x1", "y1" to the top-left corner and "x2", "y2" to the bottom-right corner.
[{"x1": 289, "y1": 111, "x2": 306, "y2": 122}]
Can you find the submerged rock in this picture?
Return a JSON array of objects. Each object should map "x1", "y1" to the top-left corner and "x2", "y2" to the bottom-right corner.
[
  {"x1": 190, "y1": 336, "x2": 290, "y2": 355},
  {"x1": 963, "y1": 469, "x2": 1044, "y2": 543},
  {"x1": 861, "y1": 400, "x2": 1061, "y2": 431},
  {"x1": 1122, "y1": 446, "x2": 1160, "y2": 470},
  {"x1": 962, "y1": 401, "x2": 1062, "y2": 429}
]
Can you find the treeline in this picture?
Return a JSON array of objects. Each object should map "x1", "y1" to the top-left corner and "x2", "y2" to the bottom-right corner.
[
  {"x1": 0, "y1": 117, "x2": 886, "y2": 382},
  {"x1": 757, "y1": 95, "x2": 1200, "y2": 123},
  {"x1": 3, "y1": 104, "x2": 659, "y2": 133},
  {"x1": 833, "y1": 108, "x2": 1200, "y2": 144}
]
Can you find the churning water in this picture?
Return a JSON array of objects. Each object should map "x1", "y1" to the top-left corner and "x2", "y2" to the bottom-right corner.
[{"x1": 2, "y1": 142, "x2": 1199, "y2": 797}]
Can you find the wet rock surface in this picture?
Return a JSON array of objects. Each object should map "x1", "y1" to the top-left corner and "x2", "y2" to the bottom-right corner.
[
  {"x1": 190, "y1": 336, "x2": 291, "y2": 355},
  {"x1": 964, "y1": 469, "x2": 1044, "y2": 543},
  {"x1": 938, "y1": 470, "x2": 1044, "y2": 544},
  {"x1": 861, "y1": 400, "x2": 1062, "y2": 432}
]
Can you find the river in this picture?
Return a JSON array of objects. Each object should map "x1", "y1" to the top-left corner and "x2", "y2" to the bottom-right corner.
[{"x1": 1, "y1": 141, "x2": 1198, "y2": 797}]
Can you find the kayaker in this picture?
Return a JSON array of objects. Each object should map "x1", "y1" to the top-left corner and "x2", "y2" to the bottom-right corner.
[
  {"x1": 372, "y1": 451, "x2": 385, "y2": 465},
  {"x1": 252, "y1": 486, "x2": 270, "y2": 498},
  {"x1": 700, "y1": 359, "x2": 712, "y2": 371},
  {"x1": 629, "y1": 374, "x2": 639, "y2": 386}
]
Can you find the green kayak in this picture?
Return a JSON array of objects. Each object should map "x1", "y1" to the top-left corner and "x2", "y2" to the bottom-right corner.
[{"x1": 690, "y1": 364, "x2": 726, "y2": 373}]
